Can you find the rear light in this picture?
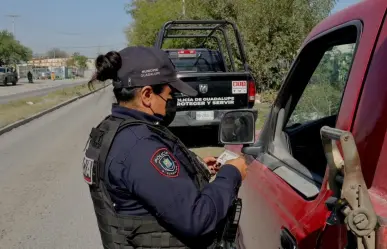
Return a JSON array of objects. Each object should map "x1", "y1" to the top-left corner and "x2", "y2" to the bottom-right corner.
[
  {"x1": 248, "y1": 81, "x2": 256, "y2": 102},
  {"x1": 178, "y1": 49, "x2": 196, "y2": 54},
  {"x1": 178, "y1": 50, "x2": 197, "y2": 58}
]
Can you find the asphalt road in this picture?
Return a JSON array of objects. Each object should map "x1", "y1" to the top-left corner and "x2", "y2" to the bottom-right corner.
[
  {"x1": 0, "y1": 86, "x2": 223, "y2": 249},
  {"x1": 0, "y1": 79, "x2": 87, "y2": 104},
  {"x1": 0, "y1": 87, "x2": 111, "y2": 249}
]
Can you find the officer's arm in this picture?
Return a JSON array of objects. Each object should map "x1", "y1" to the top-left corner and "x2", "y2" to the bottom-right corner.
[{"x1": 124, "y1": 138, "x2": 241, "y2": 238}]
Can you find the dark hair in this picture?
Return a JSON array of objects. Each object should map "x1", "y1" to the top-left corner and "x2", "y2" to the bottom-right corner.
[
  {"x1": 88, "y1": 51, "x2": 166, "y2": 103},
  {"x1": 89, "y1": 51, "x2": 122, "y2": 84}
]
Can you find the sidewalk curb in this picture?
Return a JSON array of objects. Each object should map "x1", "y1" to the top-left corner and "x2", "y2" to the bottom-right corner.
[{"x1": 0, "y1": 83, "x2": 111, "y2": 136}]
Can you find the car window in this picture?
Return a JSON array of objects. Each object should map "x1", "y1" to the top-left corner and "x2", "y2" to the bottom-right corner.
[
  {"x1": 0, "y1": 68, "x2": 5, "y2": 73},
  {"x1": 287, "y1": 43, "x2": 356, "y2": 126},
  {"x1": 168, "y1": 50, "x2": 226, "y2": 72}
]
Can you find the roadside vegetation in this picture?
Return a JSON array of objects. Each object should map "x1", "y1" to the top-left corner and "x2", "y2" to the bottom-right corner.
[
  {"x1": 0, "y1": 31, "x2": 32, "y2": 66},
  {"x1": 0, "y1": 82, "x2": 104, "y2": 128},
  {"x1": 125, "y1": 0, "x2": 353, "y2": 127},
  {"x1": 126, "y1": 0, "x2": 337, "y2": 92}
]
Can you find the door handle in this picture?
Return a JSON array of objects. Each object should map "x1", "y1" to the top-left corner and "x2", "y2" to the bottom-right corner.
[{"x1": 280, "y1": 228, "x2": 298, "y2": 249}]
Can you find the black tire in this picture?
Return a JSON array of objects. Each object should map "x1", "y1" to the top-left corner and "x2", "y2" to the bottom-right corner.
[
  {"x1": 12, "y1": 80, "x2": 17, "y2": 85},
  {"x1": 3, "y1": 78, "x2": 8, "y2": 86}
]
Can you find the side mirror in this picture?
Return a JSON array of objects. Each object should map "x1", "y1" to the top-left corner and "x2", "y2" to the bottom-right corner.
[{"x1": 219, "y1": 110, "x2": 256, "y2": 145}]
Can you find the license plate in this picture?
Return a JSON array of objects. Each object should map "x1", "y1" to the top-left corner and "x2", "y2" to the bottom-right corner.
[{"x1": 196, "y1": 111, "x2": 214, "y2": 121}]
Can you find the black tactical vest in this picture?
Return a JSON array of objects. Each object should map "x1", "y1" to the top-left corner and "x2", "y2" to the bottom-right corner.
[{"x1": 82, "y1": 115, "x2": 213, "y2": 249}]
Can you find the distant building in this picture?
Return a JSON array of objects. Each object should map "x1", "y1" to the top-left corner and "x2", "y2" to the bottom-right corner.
[
  {"x1": 16, "y1": 58, "x2": 96, "y2": 79},
  {"x1": 26, "y1": 57, "x2": 96, "y2": 69},
  {"x1": 27, "y1": 58, "x2": 69, "y2": 67},
  {"x1": 86, "y1": 59, "x2": 95, "y2": 70}
]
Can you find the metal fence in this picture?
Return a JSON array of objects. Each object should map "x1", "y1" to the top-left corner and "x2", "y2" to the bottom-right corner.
[
  {"x1": 16, "y1": 64, "x2": 91, "y2": 80},
  {"x1": 16, "y1": 64, "x2": 33, "y2": 78}
]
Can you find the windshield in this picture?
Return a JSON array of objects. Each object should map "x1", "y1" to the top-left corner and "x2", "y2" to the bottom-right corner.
[
  {"x1": 0, "y1": 68, "x2": 5, "y2": 73},
  {"x1": 167, "y1": 50, "x2": 226, "y2": 72}
]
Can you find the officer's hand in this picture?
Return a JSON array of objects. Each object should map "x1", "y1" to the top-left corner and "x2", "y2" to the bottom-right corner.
[
  {"x1": 202, "y1": 156, "x2": 219, "y2": 176},
  {"x1": 226, "y1": 156, "x2": 247, "y2": 180},
  {"x1": 202, "y1": 156, "x2": 217, "y2": 166}
]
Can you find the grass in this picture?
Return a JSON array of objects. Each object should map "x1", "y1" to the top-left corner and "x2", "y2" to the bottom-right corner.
[
  {"x1": 255, "y1": 102, "x2": 271, "y2": 130},
  {"x1": 0, "y1": 82, "x2": 104, "y2": 129}
]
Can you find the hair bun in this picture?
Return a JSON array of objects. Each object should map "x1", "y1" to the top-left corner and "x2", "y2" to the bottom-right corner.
[{"x1": 94, "y1": 51, "x2": 122, "y2": 82}]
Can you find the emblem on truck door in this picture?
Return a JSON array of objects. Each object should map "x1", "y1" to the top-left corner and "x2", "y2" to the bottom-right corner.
[{"x1": 199, "y1": 84, "x2": 208, "y2": 94}]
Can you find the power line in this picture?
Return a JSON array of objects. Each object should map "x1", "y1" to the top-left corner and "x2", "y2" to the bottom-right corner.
[
  {"x1": 53, "y1": 31, "x2": 124, "y2": 36},
  {"x1": 31, "y1": 43, "x2": 127, "y2": 58},
  {"x1": 52, "y1": 43, "x2": 126, "y2": 49},
  {"x1": 5, "y1": 14, "x2": 20, "y2": 37},
  {"x1": 54, "y1": 32, "x2": 84, "y2": 36}
]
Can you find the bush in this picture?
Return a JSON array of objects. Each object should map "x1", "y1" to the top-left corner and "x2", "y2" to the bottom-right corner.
[
  {"x1": 288, "y1": 83, "x2": 342, "y2": 125},
  {"x1": 125, "y1": 0, "x2": 338, "y2": 91},
  {"x1": 260, "y1": 90, "x2": 278, "y2": 104}
]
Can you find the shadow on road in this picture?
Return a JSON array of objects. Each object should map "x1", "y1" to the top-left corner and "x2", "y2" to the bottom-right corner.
[
  {"x1": 170, "y1": 127, "x2": 223, "y2": 149},
  {"x1": 0, "y1": 84, "x2": 24, "y2": 87}
]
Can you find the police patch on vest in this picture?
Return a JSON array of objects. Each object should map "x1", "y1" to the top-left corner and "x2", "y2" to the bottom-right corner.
[
  {"x1": 150, "y1": 148, "x2": 180, "y2": 177},
  {"x1": 82, "y1": 156, "x2": 95, "y2": 185}
]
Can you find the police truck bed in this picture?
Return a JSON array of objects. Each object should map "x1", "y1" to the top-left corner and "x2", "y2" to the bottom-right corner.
[{"x1": 155, "y1": 20, "x2": 257, "y2": 129}]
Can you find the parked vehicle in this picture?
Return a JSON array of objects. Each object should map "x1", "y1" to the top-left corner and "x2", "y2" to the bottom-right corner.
[
  {"x1": 0, "y1": 66, "x2": 18, "y2": 86},
  {"x1": 32, "y1": 68, "x2": 51, "y2": 80},
  {"x1": 218, "y1": 0, "x2": 387, "y2": 248},
  {"x1": 154, "y1": 20, "x2": 257, "y2": 136}
]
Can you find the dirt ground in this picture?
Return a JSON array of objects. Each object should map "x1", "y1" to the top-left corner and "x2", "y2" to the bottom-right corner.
[
  {"x1": 191, "y1": 147, "x2": 225, "y2": 157},
  {"x1": 170, "y1": 127, "x2": 225, "y2": 157}
]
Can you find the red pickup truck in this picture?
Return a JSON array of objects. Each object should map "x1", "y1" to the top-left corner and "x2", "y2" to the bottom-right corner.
[{"x1": 218, "y1": 0, "x2": 387, "y2": 248}]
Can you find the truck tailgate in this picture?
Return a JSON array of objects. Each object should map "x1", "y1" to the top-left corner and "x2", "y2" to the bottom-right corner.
[{"x1": 175, "y1": 72, "x2": 254, "y2": 111}]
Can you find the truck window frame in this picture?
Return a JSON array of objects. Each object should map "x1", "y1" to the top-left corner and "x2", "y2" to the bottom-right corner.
[{"x1": 252, "y1": 20, "x2": 363, "y2": 200}]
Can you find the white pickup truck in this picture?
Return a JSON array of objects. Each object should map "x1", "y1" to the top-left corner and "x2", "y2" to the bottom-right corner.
[{"x1": 0, "y1": 67, "x2": 18, "y2": 86}]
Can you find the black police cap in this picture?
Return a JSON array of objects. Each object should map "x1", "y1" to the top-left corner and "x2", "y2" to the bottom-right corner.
[{"x1": 113, "y1": 46, "x2": 198, "y2": 97}]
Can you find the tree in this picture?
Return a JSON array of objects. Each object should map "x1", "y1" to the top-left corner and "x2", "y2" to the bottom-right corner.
[
  {"x1": 46, "y1": 48, "x2": 69, "y2": 58},
  {"x1": 289, "y1": 44, "x2": 355, "y2": 124},
  {"x1": 0, "y1": 30, "x2": 32, "y2": 66},
  {"x1": 125, "y1": 0, "x2": 184, "y2": 47},
  {"x1": 125, "y1": 0, "x2": 338, "y2": 91},
  {"x1": 66, "y1": 52, "x2": 88, "y2": 69}
]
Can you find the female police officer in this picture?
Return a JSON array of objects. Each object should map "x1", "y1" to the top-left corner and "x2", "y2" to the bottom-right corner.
[{"x1": 83, "y1": 46, "x2": 247, "y2": 249}]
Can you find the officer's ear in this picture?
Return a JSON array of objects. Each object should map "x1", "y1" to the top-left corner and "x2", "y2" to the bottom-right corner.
[{"x1": 140, "y1": 86, "x2": 154, "y2": 107}]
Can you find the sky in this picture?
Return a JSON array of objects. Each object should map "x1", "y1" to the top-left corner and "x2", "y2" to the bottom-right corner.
[{"x1": 0, "y1": 0, "x2": 362, "y2": 58}]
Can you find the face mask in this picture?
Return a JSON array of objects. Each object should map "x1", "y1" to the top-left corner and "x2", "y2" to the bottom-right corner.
[{"x1": 154, "y1": 95, "x2": 177, "y2": 127}]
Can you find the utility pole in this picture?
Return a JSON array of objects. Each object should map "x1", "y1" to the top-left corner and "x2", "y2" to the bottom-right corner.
[
  {"x1": 182, "y1": 0, "x2": 186, "y2": 17},
  {"x1": 6, "y1": 14, "x2": 20, "y2": 37}
]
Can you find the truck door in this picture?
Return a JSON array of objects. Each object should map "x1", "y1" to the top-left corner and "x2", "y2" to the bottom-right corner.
[{"x1": 234, "y1": 2, "x2": 387, "y2": 249}]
